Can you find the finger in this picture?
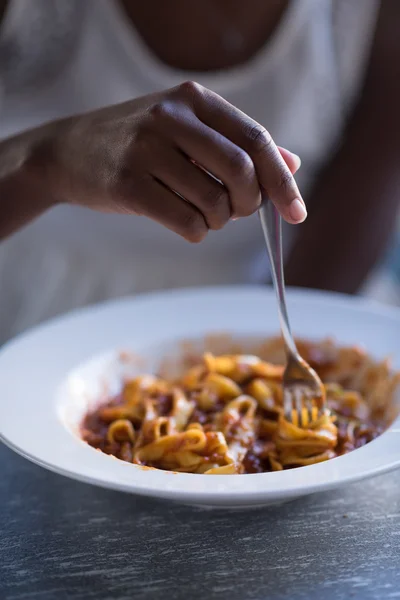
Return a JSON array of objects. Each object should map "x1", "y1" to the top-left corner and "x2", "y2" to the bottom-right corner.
[
  {"x1": 154, "y1": 106, "x2": 261, "y2": 218},
  {"x1": 181, "y1": 82, "x2": 307, "y2": 224},
  {"x1": 131, "y1": 177, "x2": 208, "y2": 243},
  {"x1": 278, "y1": 146, "x2": 301, "y2": 175},
  {"x1": 151, "y1": 147, "x2": 231, "y2": 230}
]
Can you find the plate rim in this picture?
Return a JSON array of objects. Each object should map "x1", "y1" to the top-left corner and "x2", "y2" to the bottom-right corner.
[
  {"x1": 2, "y1": 428, "x2": 400, "y2": 505},
  {"x1": 1, "y1": 285, "x2": 400, "y2": 505},
  {"x1": 3, "y1": 284, "x2": 400, "y2": 354}
]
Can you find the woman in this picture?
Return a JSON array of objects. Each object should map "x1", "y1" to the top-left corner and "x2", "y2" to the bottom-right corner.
[{"x1": 0, "y1": 0, "x2": 399, "y2": 342}]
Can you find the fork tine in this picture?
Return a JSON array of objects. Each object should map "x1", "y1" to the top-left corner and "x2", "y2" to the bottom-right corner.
[
  {"x1": 286, "y1": 387, "x2": 324, "y2": 428},
  {"x1": 306, "y1": 396, "x2": 315, "y2": 427},
  {"x1": 284, "y1": 388, "x2": 293, "y2": 423},
  {"x1": 295, "y1": 389, "x2": 303, "y2": 427},
  {"x1": 307, "y1": 398, "x2": 314, "y2": 426},
  {"x1": 302, "y1": 393, "x2": 311, "y2": 428},
  {"x1": 311, "y1": 397, "x2": 319, "y2": 423}
]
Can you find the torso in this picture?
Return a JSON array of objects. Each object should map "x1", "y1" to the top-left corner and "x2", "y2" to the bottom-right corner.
[
  {"x1": 0, "y1": 0, "x2": 380, "y2": 341},
  {"x1": 119, "y1": 0, "x2": 289, "y2": 71}
]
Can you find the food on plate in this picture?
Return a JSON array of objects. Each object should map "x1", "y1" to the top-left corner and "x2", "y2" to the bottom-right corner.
[{"x1": 81, "y1": 338, "x2": 400, "y2": 474}]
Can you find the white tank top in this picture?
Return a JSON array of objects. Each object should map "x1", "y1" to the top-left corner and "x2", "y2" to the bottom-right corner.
[{"x1": 0, "y1": 0, "x2": 380, "y2": 340}]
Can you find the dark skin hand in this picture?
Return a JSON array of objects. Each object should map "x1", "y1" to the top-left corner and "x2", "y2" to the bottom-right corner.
[
  {"x1": 0, "y1": 83, "x2": 303, "y2": 241},
  {"x1": 0, "y1": 0, "x2": 303, "y2": 241}
]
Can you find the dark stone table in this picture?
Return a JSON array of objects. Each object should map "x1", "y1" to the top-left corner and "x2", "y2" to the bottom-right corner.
[{"x1": 1, "y1": 442, "x2": 399, "y2": 600}]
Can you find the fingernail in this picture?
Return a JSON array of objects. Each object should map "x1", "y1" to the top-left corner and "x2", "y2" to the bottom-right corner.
[
  {"x1": 232, "y1": 217, "x2": 239, "y2": 221},
  {"x1": 291, "y1": 153, "x2": 301, "y2": 170},
  {"x1": 289, "y1": 198, "x2": 307, "y2": 223}
]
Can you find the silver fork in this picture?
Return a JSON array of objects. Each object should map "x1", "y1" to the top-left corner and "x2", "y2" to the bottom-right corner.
[{"x1": 259, "y1": 198, "x2": 326, "y2": 427}]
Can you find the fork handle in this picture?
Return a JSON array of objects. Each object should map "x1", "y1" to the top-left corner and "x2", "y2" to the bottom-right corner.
[{"x1": 259, "y1": 197, "x2": 297, "y2": 357}]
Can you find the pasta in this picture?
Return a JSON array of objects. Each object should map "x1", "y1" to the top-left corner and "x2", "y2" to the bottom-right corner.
[{"x1": 81, "y1": 338, "x2": 400, "y2": 474}]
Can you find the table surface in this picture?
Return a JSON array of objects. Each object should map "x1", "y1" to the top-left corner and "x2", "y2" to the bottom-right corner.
[{"x1": 1, "y1": 443, "x2": 399, "y2": 600}]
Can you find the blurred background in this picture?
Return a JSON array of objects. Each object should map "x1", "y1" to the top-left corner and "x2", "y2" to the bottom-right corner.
[{"x1": 363, "y1": 213, "x2": 400, "y2": 305}]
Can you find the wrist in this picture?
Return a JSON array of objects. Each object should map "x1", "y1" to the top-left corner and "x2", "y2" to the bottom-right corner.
[
  {"x1": 22, "y1": 120, "x2": 71, "y2": 210},
  {"x1": 0, "y1": 121, "x2": 67, "y2": 239}
]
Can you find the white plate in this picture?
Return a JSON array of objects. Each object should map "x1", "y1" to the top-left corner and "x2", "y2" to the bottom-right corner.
[{"x1": 1, "y1": 286, "x2": 400, "y2": 509}]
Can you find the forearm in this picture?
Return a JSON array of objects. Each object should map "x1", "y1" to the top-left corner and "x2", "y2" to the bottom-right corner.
[{"x1": 0, "y1": 124, "x2": 59, "y2": 240}]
